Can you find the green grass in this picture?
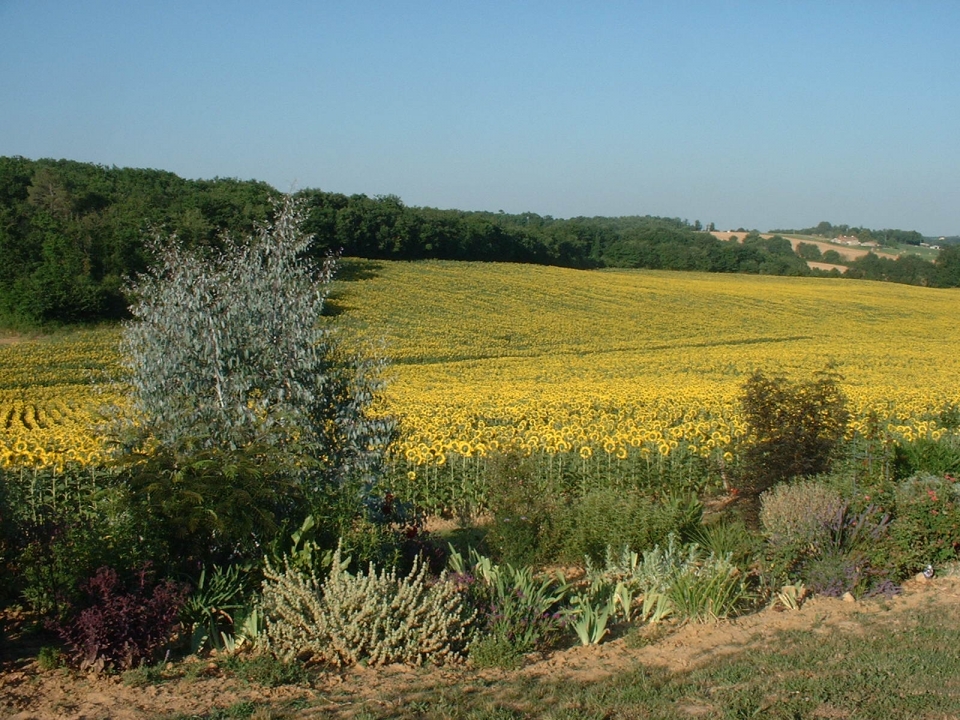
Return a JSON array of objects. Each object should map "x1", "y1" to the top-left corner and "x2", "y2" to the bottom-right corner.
[{"x1": 305, "y1": 601, "x2": 960, "y2": 718}]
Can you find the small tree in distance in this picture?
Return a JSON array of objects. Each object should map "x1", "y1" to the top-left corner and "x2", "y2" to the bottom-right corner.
[
  {"x1": 116, "y1": 197, "x2": 393, "y2": 564},
  {"x1": 796, "y1": 242, "x2": 823, "y2": 261}
]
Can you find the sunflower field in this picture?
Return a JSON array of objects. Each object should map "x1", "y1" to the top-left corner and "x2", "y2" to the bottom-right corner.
[
  {"x1": 3, "y1": 261, "x2": 959, "y2": 510},
  {"x1": 0, "y1": 329, "x2": 123, "y2": 469},
  {"x1": 334, "y1": 261, "x2": 960, "y2": 508}
]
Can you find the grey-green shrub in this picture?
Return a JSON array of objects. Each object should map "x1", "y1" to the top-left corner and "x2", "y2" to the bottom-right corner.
[
  {"x1": 121, "y1": 195, "x2": 392, "y2": 483},
  {"x1": 760, "y1": 479, "x2": 845, "y2": 548},
  {"x1": 116, "y1": 197, "x2": 393, "y2": 558},
  {"x1": 261, "y1": 543, "x2": 474, "y2": 667}
]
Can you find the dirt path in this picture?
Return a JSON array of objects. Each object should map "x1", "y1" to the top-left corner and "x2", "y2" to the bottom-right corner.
[{"x1": 1, "y1": 574, "x2": 952, "y2": 720}]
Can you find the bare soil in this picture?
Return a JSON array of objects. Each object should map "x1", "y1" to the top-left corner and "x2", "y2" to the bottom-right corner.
[
  {"x1": 1, "y1": 574, "x2": 953, "y2": 720},
  {"x1": 806, "y1": 261, "x2": 848, "y2": 273},
  {"x1": 710, "y1": 232, "x2": 901, "y2": 266}
]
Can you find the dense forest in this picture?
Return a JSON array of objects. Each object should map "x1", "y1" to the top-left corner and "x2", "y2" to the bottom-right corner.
[{"x1": 1, "y1": 156, "x2": 957, "y2": 325}]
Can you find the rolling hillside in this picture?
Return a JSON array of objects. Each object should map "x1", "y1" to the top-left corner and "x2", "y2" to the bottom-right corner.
[{"x1": 3, "y1": 260, "x2": 959, "y2": 470}]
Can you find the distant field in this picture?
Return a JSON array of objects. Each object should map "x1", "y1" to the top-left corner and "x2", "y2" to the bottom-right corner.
[
  {"x1": 2, "y1": 261, "x2": 959, "y2": 469},
  {"x1": 710, "y1": 231, "x2": 901, "y2": 263}
]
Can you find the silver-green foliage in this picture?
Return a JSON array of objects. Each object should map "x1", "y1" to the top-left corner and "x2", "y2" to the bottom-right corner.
[
  {"x1": 448, "y1": 546, "x2": 568, "y2": 654},
  {"x1": 585, "y1": 536, "x2": 697, "y2": 595},
  {"x1": 261, "y1": 543, "x2": 474, "y2": 667},
  {"x1": 567, "y1": 584, "x2": 617, "y2": 645},
  {"x1": 120, "y1": 196, "x2": 392, "y2": 490},
  {"x1": 585, "y1": 536, "x2": 752, "y2": 624}
]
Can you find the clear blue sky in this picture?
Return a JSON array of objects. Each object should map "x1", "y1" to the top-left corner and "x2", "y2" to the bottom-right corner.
[{"x1": 2, "y1": 1, "x2": 958, "y2": 235}]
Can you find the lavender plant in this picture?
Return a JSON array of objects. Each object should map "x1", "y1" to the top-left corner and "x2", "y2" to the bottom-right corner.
[
  {"x1": 800, "y1": 503, "x2": 896, "y2": 598},
  {"x1": 448, "y1": 548, "x2": 568, "y2": 663}
]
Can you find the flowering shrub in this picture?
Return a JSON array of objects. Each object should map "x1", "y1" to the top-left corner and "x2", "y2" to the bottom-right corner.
[{"x1": 889, "y1": 474, "x2": 960, "y2": 575}]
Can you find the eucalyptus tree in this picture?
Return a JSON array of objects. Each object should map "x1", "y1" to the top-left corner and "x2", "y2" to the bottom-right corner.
[{"x1": 118, "y1": 197, "x2": 393, "y2": 562}]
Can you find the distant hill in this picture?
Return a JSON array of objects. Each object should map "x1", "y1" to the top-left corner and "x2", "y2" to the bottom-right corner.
[
  {"x1": 0, "y1": 156, "x2": 957, "y2": 326},
  {"x1": 769, "y1": 221, "x2": 926, "y2": 248}
]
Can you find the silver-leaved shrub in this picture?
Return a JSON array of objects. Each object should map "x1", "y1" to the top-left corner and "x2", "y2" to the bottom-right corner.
[
  {"x1": 260, "y1": 542, "x2": 474, "y2": 666},
  {"x1": 116, "y1": 197, "x2": 393, "y2": 558}
]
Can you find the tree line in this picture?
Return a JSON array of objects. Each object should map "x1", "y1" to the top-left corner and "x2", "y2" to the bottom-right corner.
[
  {"x1": 770, "y1": 220, "x2": 926, "y2": 247},
  {"x1": 1, "y1": 156, "x2": 956, "y2": 325}
]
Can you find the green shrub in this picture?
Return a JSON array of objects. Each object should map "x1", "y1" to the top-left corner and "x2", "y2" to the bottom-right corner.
[
  {"x1": 631, "y1": 493, "x2": 705, "y2": 554},
  {"x1": 889, "y1": 474, "x2": 960, "y2": 575},
  {"x1": 468, "y1": 635, "x2": 527, "y2": 669},
  {"x1": 554, "y1": 490, "x2": 703, "y2": 565},
  {"x1": 893, "y1": 437, "x2": 960, "y2": 480},
  {"x1": 484, "y1": 452, "x2": 705, "y2": 566},
  {"x1": 3, "y1": 466, "x2": 161, "y2": 618},
  {"x1": 484, "y1": 452, "x2": 563, "y2": 566},
  {"x1": 759, "y1": 479, "x2": 845, "y2": 548},
  {"x1": 737, "y1": 370, "x2": 849, "y2": 496},
  {"x1": 559, "y1": 488, "x2": 637, "y2": 564},
  {"x1": 260, "y1": 542, "x2": 473, "y2": 667},
  {"x1": 36, "y1": 645, "x2": 63, "y2": 671}
]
